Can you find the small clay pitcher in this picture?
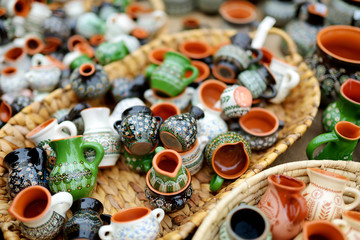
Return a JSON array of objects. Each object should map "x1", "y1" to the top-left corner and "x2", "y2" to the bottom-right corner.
[
  {"x1": 24, "y1": 36, "x2": 45, "y2": 56},
  {"x1": 98, "y1": 207, "x2": 164, "y2": 240},
  {"x1": 95, "y1": 40, "x2": 129, "y2": 65},
  {"x1": 150, "y1": 102, "x2": 181, "y2": 122},
  {"x1": 302, "y1": 168, "x2": 360, "y2": 221},
  {"x1": 220, "y1": 85, "x2": 253, "y2": 118},
  {"x1": 333, "y1": 211, "x2": 360, "y2": 239},
  {"x1": 204, "y1": 131, "x2": 251, "y2": 192},
  {"x1": 3, "y1": 147, "x2": 49, "y2": 198},
  {"x1": 8, "y1": 185, "x2": 73, "y2": 240},
  {"x1": 49, "y1": 135, "x2": 104, "y2": 201},
  {"x1": 307, "y1": 121, "x2": 360, "y2": 160},
  {"x1": 257, "y1": 174, "x2": 307, "y2": 240},
  {"x1": 322, "y1": 78, "x2": 360, "y2": 132},
  {"x1": 302, "y1": 220, "x2": 346, "y2": 240},
  {"x1": 148, "y1": 147, "x2": 188, "y2": 193}
]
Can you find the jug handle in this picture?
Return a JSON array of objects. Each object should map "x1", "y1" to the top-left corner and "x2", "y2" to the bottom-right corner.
[
  {"x1": 306, "y1": 132, "x2": 339, "y2": 159},
  {"x1": 80, "y1": 142, "x2": 104, "y2": 167},
  {"x1": 155, "y1": 116, "x2": 163, "y2": 128},
  {"x1": 183, "y1": 65, "x2": 199, "y2": 86},
  {"x1": 247, "y1": 48, "x2": 263, "y2": 65},
  {"x1": 50, "y1": 192, "x2": 73, "y2": 216},
  {"x1": 288, "y1": 193, "x2": 307, "y2": 224},
  {"x1": 210, "y1": 174, "x2": 224, "y2": 192},
  {"x1": 343, "y1": 187, "x2": 360, "y2": 211},
  {"x1": 56, "y1": 120, "x2": 78, "y2": 136},
  {"x1": 99, "y1": 225, "x2": 113, "y2": 240},
  {"x1": 151, "y1": 208, "x2": 165, "y2": 223},
  {"x1": 332, "y1": 218, "x2": 350, "y2": 233},
  {"x1": 260, "y1": 83, "x2": 277, "y2": 99}
]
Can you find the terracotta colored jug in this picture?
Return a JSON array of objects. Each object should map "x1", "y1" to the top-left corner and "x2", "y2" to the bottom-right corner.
[
  {"x1": 257, "y1": 174, "x2": 307, "y2": 240},
  {"x1": 302, "y1": 220, "x2": 346, "y2": 240},
  {"x1": 307, "y1": 121, "x2": 360, "y2": 160}
]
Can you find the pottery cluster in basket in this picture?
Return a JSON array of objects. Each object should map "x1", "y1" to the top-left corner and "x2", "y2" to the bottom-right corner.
[
  {"x1": 0, "y1": 0, "x2": 167, "y2": 129},
  {"x1": 220, "y1": 168, "x2": 360, "y2": 240}
]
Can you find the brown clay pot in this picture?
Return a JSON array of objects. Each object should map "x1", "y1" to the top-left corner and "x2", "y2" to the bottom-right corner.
[
  {"x1": 12, "y1": 0, "x2": 31, "y2": 17},
  {"x1": 179, "y1": 40, "x2": 212, "y2": 60},
  {"x1": 24, "y1": 36, "x2": 45, "y2": 56},
  {"x1": 4, "y1": 47, "x2": 26, "y2": 63},
  {"x1": 148, "y1": 48, "x2": 174, "y2": 65},
  {"x1": 302, "y1": 220, "x2": 346, "y2": 240},
  {"x1": 150, "y1": 102, "x2": 180, "y2": 121},
  {"x1": 0, "y1": 100, "x2": 13, "y2": 123},
  {"x1": 41, "y1": 37, "x2": 61, "y2": 54},
  {"x1": 74, "y1": 42, "x2": 95, "y2": 58},
  {"x1": 185, "y1": 60, "x2": 210, "y2": 83},
  {"x1": 219, "y1": 0, "x2": 257, "y2": 25},
  {"x1": 131, "y1": 28, "x2": 149, "y2": 40},
  {"x1": 182, "y1": 17, "x2": 200, "y2": 30},
  {"x1": 126, "y1": 3, "x2": 152, "y2": 19},
  {"x1": 67, "y1": 35, "x2": 88, "y2": 52},
  {"x1": 198, "y1": 79, "x2": 227, "y2": 112},
  {"x1": 89, "y1": 34, "x2": 105, "y2": 47}
]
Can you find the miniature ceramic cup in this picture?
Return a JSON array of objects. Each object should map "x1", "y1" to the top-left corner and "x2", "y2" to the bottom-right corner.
[
  {"x1": 219, "y1": 0, "x2": 257, "y2": 27},
  {"x1": 213, "y1": 44, "x2": 262, "y2": 83},
  {"x1": 8, "y1": 185, "x2": 73, "y2": 240},
  {"x1": 333, "y1": 211, "x2": 360, "y2": 239},
  {"x1": 109, "y1": 97, "x2": 145, "y2": 125},
  {"x1": 148, "y1": 47, "x2": 174, "y2": 65},
  {"x1": 204, "y1": 131, "x2": 251, "y2": 192},
  {"x1": 136, "y1": 10, "x2": 167, "y2": 36},
  {"x1": 124, "y1": 147, "x2": 155, "y2": 174},
  {"x1": 238, "y1": 108, "x2": 284, "y2": 151},
  {"x1": 3, "y1": 46, "x2": 31, "y2": 73},
  {"x1": 219, "y1": 204, "x2": 271, "y2": 240},
  {"x1": 190, "y1": 60, "x2": 211, "y2": 83},
  {"x1": 105, "y1": 13, "x2": 136, "y2": 40},
  {"x1": 302, "y1": 168, "x2": 360, "y2": 221},
  {"x1": 178, "y1": 40, "x2": 212, "y2": 63},
  {"x1": 150, "y1": 102, "x2": 181, "y2": 122},
  {"x1": 307, "y1": 121, "x2": 360, "y2": 160},
  {"x1": 258, "y1": 174, "x2": 307, "y2": 240},
  {"x1": 0, "y1": 66, "x2": 28, "y2": 96},
  {"x1": 220, "y1": 85, "x2": 253, "y2": 118},
  {"x1": 237, "y1": 64, "x2": 277, "y2": 99},
  {"x1": 159, "y1": 106, "x2": 204, "y2": 152},
  {"x1": 98, "y1": 207, "x2": 164, "y2": 240},
  {"x1": 301, "y1": 220, "x2": 346, "y2": 240},
  {"x1": 26, "y1": 118, "x2": 77, "y2": 170}
]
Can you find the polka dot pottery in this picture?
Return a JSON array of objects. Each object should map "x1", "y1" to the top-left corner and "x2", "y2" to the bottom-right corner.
[{"x1": 123, "y1": 147, "x2": 155, "y2": 174}]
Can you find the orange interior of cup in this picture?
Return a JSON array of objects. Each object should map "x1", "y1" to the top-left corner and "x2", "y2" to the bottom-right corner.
[
  {"x1": 239, "y1": 108, "x2": 279, "y2": 136},
  {"x1": 199, "y1": 80, "x2": 227, "y2": 111},
  {"x1": 112, "y1": 207, "x2": 150, "y2": 223}
]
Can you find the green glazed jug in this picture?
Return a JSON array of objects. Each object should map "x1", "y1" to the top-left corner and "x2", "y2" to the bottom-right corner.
[
  {"x1": 306, "y1": 121, "x2": 360, "y2": 160},
  {"x1": 49, "y1": 135, "x2": 104, "y2": 201},
  {"x1": 149, "y1": 51, "x2": 199, "y2": 97},
  {"x1": 95, "y1": 41, "x2": 129, "y2": 65}
]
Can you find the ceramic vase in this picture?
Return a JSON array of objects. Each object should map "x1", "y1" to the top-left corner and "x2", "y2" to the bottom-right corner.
[
  {"x1": 95, "y1": 40, "x2": 129, "y2": 65},
  {"x1": 322, "y1": 78, "x2": 360, "y2": 132},
  {"x1": 136, "y1": 10, "x2": 167, "y2": 36},
  {"x1": 258, "y1": 174, "x2": 307, "y2": 240},
  {"x1": 302, "y1": 168, "x2": 360, "y2": 221},
  {"x1": 3, "y1": 147, "x2": 49, "y2": 198},
  {"x1": 8, "y1": 185, "x2": 73, "y2": 240},
  {"x1": 42, "y1": 9, "x2": 71, "y2": 44},
  {"x1": 333, "y1": 211, "x2": 360, "y2": 240},
  {"x1": 178, "y1": 138, "x2": 206, "y2": 175},
  {"x1": 105, "y1": 13, "x2": 136, "y2": 40},
  {"x1": 24, "y1": 2, "x2": 51, "y2": 34},
  {"x1": 0, "y1": 66, "x2": 28, "y2": 97},
  {"x1": 109, "y1": 97, "x2": 145, "y2": 124},
  {"x1": 49, "y1": 135, "x2": 104, "y2": 201},
  {"x1": 3, "y1": 46, "x2": 31, "y2": 72},
  {"x1": 76, "y1": 12, "x2": 106, "y2": 39},
  {"x1": 81, "y1": 107, "x2": 121, "y2": 168}
]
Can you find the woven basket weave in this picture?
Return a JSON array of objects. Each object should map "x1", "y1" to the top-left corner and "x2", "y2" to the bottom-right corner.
[
  {"x1": 193, "y1": 160, "x2": 360, "y2": 239},
  {"x1": 0, "y1": 28, "x2": 320, "y2": 240}
]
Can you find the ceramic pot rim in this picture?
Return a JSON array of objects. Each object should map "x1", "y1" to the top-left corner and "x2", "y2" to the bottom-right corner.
[
  {"x1": 211, "y1": 141, "x2": 250, "y2": 179},
  {"x1": 303, "y1": 220, "x2": 346, "y2": 239},
  {"x1": 51, "y1": 135, "x2": 83, "y2": 142},
  {"x1": 146, "y1": 168, "x2": 191, "y2": 196},
  {"x1": 4, "y1": 47, "x2": 25, "y2": 63},
  {"x1": 1, "y1": 66, "x2": 17, "y2": 76},
  {"x1": 307, "y1": 4, "x2": 328, "y2": 18},
  {"x1": 80, "y1": 106, "x2": 110, "y2": 114},
  {"x1": 335, "y1": 121, "x2": 360, "y2": 140},
  {"x1": 24, "y1": 37, "x2": 45, "y2": 55},
  {"x1": 343, "y1": 210, "x2": 360, "y2": 222},
  {"x1": 317, "y1": 25, "x2": 360, "y2": 65},
  {"x1": 307, "y1": 168, "x2": 349, "y2": 182},
  {"x1": 212, "y1": 64, "x2": 237, "y2": 84},
  {"x1": 268, "y1": 174, "x2": 306, "y2": 191},
  {"x1": 150, "y1": 102, "x2": 181, "y2": 116},
  {"x1": 233, "y1": 86, "x2": 252, "y2": 108},
  {"x1": 179, "y1": 40, "x2": 212, "y2": 59},
  {"x1": 111, "y1": 207, "x2": 151, "y2": 223},
  {"x1": 148, "y1": 47, "x2": 174, "y2": 65},
  {"x1": 170, "y1": 139, "x2": 198, "y2": 156},
  {"x1": 0, "y1": 101, "x2": 12, "y2": 122},
  {"x1": 74, "y1": 43, "x2": 95, "y2": 58},
  {"x1": 79, "y1": 63, "x2": 96, "y2": 77},
  {"x1": 0, "y1": 7, "x2": 6, "y2": 17},
  {"x1": 13, "y1": 0, "x2": 31, "y2": 17},
  {"x1": 67, "y1": 35, "x2": 88, "y2": 52},
  {"x1": 340, "y1": 79, "x2": 360, "y2": 106},
  {"x1": 152, "y1": 149, "x2": 183, "y2": 178},
  {"x1": 131, "y1": 28, "x2": 149, "y2": 40},
  {"x1": 41, "y1": 37, "x2": 62, "y2": 55},
  {"x1": 219, "y1": 2, "x2": 257, "y2": 25},
  {"x1": 183, "y1": 17, "x2": 200, "y2": 28},
  {"x1": 199, "y1": 79, "x2": 227, "y2": 112},
  {"x1": 239, "y1": 107, "x2": 279, "y2": 136},
  {"x1": 89, "y1": 34, "x2": 105, "y2": 47},
  {"x1": 191, "y1": 60, "x2": 210, "y2": 83},
  {"x1": 26, "y1": 118, "x2": 57, "y2": 139}
]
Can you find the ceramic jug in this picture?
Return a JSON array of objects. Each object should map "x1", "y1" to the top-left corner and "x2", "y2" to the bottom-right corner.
[
  {"x1": 8, "y1": 185, "x2": 73, "y2": 240},
  {"x1": 81, "y1": 107, "x2": 121, "y2": 168},
  {"x1": 307, "y1": 121, "x2": 360, "y2": 160},
  {"x1": 136, "y1": 10, "x2": 167, "y2": 35},
  {"x1": 26, "y1": 118, "x2": 77, "y2": 170},
  {"x1": 3, "y1": 147, "x2": 49, "y2": 198},
  {"x1": 323, "y1": 78, "x2": 360, "y2": 132},
  {"x1": 149, "y1": 51, "x2": 199, "y2": 97},
  {"x1": 49, "y1": 135, "x2": 104, "y2": 201},
  {"x1": 333, "y1": 210, "x2": 360, "y2": 239},
  {"x1": 99, "y1": 207, "x2": 164, "y2": 240},
  {"x1": 302, "y1": 168, "x2": 360, "y2": 221},
  {"x1": 95, "y1": 40, "x2": 129, "y2": 65},
  {"x1": 258, "y1": 174, "x2": 307, "y2": 240},
  {"x1": 76, "y1": 12, "x2": 106, "y2": 39}
]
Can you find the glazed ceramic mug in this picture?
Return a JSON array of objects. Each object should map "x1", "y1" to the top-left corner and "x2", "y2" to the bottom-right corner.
[
  {"x1": 98, "y1": 207, "x2": 165, "y2": 240},
  {"x1": 333, "y1": 211, "x2": 360, "y2": 239},
  {"x1": 220, "y1": 85, "x2": 253, "y2": 118},
  {"x1": 124, "y1": 147, "x2": 155, "y2": 174}
]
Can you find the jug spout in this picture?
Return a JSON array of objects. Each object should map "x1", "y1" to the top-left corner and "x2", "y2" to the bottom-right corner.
[{"x1": 336, "y1": 121, "x2": 360, "y2": 140}]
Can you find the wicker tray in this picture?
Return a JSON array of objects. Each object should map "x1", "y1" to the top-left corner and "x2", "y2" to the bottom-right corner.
[
  {"x1": 0, "y1": 28, "x2": 320, "y2": 239},
  {"x1": 193, "y1": 160, "x2": 360, "y2": 239}
]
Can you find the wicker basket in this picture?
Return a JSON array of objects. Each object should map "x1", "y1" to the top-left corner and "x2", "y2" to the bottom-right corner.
[
  {"x1": 0, "y1": 28, "x2": 320, "y2": 240},
  {"x1": 193, "y1": 160, "x2": 360, "y2": 239}
]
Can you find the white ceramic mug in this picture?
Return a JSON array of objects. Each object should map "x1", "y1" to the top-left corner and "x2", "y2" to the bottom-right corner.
[{"x1": 137, "y1": 10, "x2": 167, "y2": 35}]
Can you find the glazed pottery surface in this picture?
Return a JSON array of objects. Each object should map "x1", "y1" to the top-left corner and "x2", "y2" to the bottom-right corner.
[
  {"x1": 8, "y1": 185, "x2": 73, "y2": 240},
  {"x1": 197, "y1": 0, "x2": 224, "y2": 14},
  {"x1": 110, "y1": 74, "x2": 148, "y2": 102},
  {"x1": 76, "y1": 12, "x2": 105, "y2": 39},
  {"x1": 49, "y1": 136, "x2": 104, "y2": 201},
  {"x1": 327, "y1": 0, "x2": 360, "y2": 27},
  {"x1": 307, "y1": 26, "x2": 360, "y2": 106},
  {"x1": 150, "y1": 102, "x2": 181, "y2": 122},
  {"x1": 257, "y1": 174, "x2": 307, "y2": 240},
  {"x1": 109, "y1": 97, "x2": 145, "y2": 124},
  {"x1": 302, "y1": 168, "x2": 360, "y2": 221},
  {"x1": 64, "y1": 197, "x2": 104, "y2": 240},
  {"x1": 176, "y1": 139, "x2": 205, "y2": 175},
  {"x1": 306, "y1": 121, "x2": 360, "y2": 160},
  {"x1": 82, "y1": 107, "x2": 121, "y2": 168},
  {"x1": 3, "y1": 147, "x2": 49, "y2": 198},
  {"x1": 333, "y1": 211, "x2": 360, "y2": 239},
  {"x1": 98, "y1": 207, "x2": 164, "y2": 240},
  {"x1": 4, "y1": 46, "x2": 31, "y2": 72},
  {"x1": 95, "y1": 40, "x2": 129, "y2": 65},
  {"x1": 150, "y1": 51, "x2": 199, "y2": 97},
  {"x1": 302, "y1": 220, "x2": 346, "y2": 240},
  {"x1": 220, "y1": 85, "x2": 252, "y2": 118},
  {"x1": 124, "y1": 147, "x2": 154, "y2": 174},
  {"x1": 263, "y1": 0, "x2": 297, "y2": 27},
  {"x1": 136, "y1": 10, "x2": 167, "y2": 35},
  {"x1": 105, "y1": 13, "x2": 136, "y2": 40},
  {"x1": 0, "y1": 66, "x2": 28, "y2": 96},
  {"x1": 70, "y1": 63, "x2": 111, "y2": 100},
  {"x1": 42, "y1": 9, "x2": 70, "y2": 43},
  {"x1": 322, "y1": 78, "x2": 360, "y2": 132}
]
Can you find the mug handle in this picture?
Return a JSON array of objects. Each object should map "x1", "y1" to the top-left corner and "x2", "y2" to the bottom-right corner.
[
  {"x1": 56, "y1": 120, "x2": 77, "y2": 136},
  {"x1": 288, "y1": 193, "x2": 307, "y2": 224},
  {"x1": 247, "y1": 48, "x2": 263, "y2": 65},
  {"x1": 343, "y1": 187, "x2": 360, "y2": 211},
  {"x1": 155, "y1": 116, "x2": 163, "y2": 128},
  {"x1": 80, "y1": 142, "x2": 104, "y2": 167},
  {"x1": 98, "y1": 225, "x2": 113, "y2": 240},
  {"x1": 210, "y1": 174, "x2": 224, "y2": 192},
  {"x1": 306, "y1": 132, "x2": 339, "y2": 159},
  {"x1": 50, "y1": 192, "x2": 73, "y2": 216},
  {"x1": 151, "y1": 208, "x2": 165, "y2": 223},
  {"x1": 259, "y1": 83, "x2": 277, "y2": 99},
  {"x1": 332, "y1": 219, "x2": 350, "y2": 233},
  {"x1": 285, "y1": 69, "x2": 300, "y2": 89},
  {"x1": 183, "y1": 65, "x2": 199, "y2": 86}
]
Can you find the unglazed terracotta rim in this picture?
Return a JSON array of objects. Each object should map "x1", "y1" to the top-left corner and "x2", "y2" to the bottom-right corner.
[
  {"x1": 74, "y1": 43, "x2": 95, "y2": 58},
  {"x1": 111, "y1": 207, "x2": 151, "y2": 223},
  {"x1": 340, "y1": 79, "x2": 360, "y2": 105},
  {"x1": 79, "y1": 63, "x2": 95, "y2": 77},
  {"x1": 199, "y1": 79, "x2": 227, "y2": 112},
  {"x1": 179, "y1": 40, "x2": 212, "y2": 60},
  {"x1": 4, "y1": 47, "x2": 25, "y2": 63},
  {"x1": 268, "y1": 174, "x2": 306, "y2": 191},
  {"x1": 307, "y1": 168, "x2": 349, "y2": 181},
  {"x1": 150, "y1": 102, "x2": 181, "y2": 116},
  {"x1": 1, "y1": 66, "x2": 17, "y2": 76},
  {"x1": 24, "y1": 37, "x2": 45, "y2": 55},
  {"x1": 146, "y1": 167, "x2": 191, "y2": 196},
  {"x1": 183, "y1": 17, "x2": 200, "y2": 29},
  {"x1": 219, "y1": 3, "x2": 257, "y2": 25},
  {"x1": 212, "y1": 64, "x2": 237, "y2": 84},
  {"x1": 317, "y1": 25, "x2": 360, "y2": 65},
  {"x1": 89, "y1": 34, "x2": 105, "y2": 47},
  {"x1": 239, "y1": 107, "x2": 279, "y2": 137},
  {"x1": 211, "y1": 142, "x2": 250, "y2": 179},
  {"x1": 0, "y1": 8, "x2": 7, "y2": 17},
  {"x1": 335, "y1": 121, "x2": 360, "y2": 140},
  {"x1": 13, "y1": 0, "x2": 31, "y2": 17},
  {"x1": 148, "y1": 47, "x2": 174, "y2": 65},
  {"x1": 303, "y1": 220, "x2": 346, "y2": 240},
  {"x1": 131, "y1": 28, "x2": 149, "y2": 40},
  {"x1": 152, "y1": 149, "x2": 183, "y2": 178},
  {"x1": 26, "y1": 118, "x2": 57, "y2": 138},
  {"x1": 8, "y1": 186, "x2": 51, "y2": 223},
  {"x1": 67, "y1": 35, "x2": 88, "y2": 52},
  {"x1": 50, "y1": 135, "x2": 83, "y2": 142},
  {"x1": 191, "y1": 60, "x2": 210, "y2": 83},
  {"x1": 308, "y1": 4, "x2": 328, "y2": 18},
  {"x1": 233, "y1": 86, "x2": 252, "y2": 108},
  {"x1": 46, "y1": 55, "x2": 67, "y2": 71},
  {"x1": 41, "y1": 37, "x2": 62, "y2": 55},
  {"x1": 343, "y1": 210, "x2": 360, "y2": 222},
  {"x1": 0, "y1": 101, "x2": 12, "y2": 123}
]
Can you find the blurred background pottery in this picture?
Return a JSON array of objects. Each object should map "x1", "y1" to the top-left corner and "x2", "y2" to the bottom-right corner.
[
  {"x1": 301, "y1": 220, "x2": 346, "y2": 240},
  {"x1": 95, "y1": 40, "x2": 129, "y2": 65},
  {"x1": 263, "y1": 0, "x2": 297, "y2": 27},
  {"x1": 333, "y1": 211, "x2": 360, "y2": 239},
  {"x1": 76, "y1": 12, "x2": 105, "y2": 39},
  {"x1": 197, "y1": 0, "x2": 224, "y2": 14},
  {"x1": 326, "y1": 0, "x2": 360, "y2": 27},
  {"x1": 163, "y1": 0, "x2": 194, "y2": 15},
  {"x1": 124, "y1": 148, "x2": 154, "y2": 174}
]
